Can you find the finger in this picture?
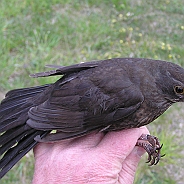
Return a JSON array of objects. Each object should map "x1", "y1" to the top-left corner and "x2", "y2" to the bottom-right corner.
[
  {"x1": 97, "y1": 126, "x2": 149, "y2": 161},
  {"x1": 118, "y1": 146, "x2": 145, "y2": 184}
]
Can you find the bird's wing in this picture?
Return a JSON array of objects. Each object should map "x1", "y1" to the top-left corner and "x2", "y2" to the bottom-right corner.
[
  {"x1": 30, "y1": 61, "x2": 98, "y2": 78},
  {"x1": 27, "y1": 64, "x2": 144, "y2": 142}
]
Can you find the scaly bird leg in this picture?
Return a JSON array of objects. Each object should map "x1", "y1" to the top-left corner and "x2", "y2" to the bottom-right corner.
[{"x1": 136, "y1": 134, "x2": 165, "y2": 165}]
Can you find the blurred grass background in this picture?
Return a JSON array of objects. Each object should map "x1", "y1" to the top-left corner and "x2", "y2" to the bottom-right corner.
[{"x1": 0, "y1": 0, "x2": 184, "y2": 183}]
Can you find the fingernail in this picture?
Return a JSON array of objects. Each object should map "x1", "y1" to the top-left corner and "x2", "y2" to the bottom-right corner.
[{"x1": 135, "y1": 146, "x2": 146, "y2": 157}]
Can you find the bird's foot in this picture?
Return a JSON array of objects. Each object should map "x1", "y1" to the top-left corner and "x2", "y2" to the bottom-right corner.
[{"x1": 136, "y1": 134, "x2": 165, "y2": 165}]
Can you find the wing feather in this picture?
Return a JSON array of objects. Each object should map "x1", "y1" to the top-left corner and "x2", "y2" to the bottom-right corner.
[
  {"x1": 30, "y1": 61, "x2": 98, "y2": 78},
  {"x1": 27, "y1": 67, "x2": 144, "y2": 142}
]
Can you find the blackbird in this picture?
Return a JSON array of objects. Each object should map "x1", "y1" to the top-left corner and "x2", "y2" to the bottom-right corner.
[{"x1": 1, "y1": 57, "x2": 184, "y2": 178}]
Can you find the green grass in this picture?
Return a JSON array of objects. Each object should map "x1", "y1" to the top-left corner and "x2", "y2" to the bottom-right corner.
[{"x1": 0, "y1": 0, "x2": 184, "y2": 183}]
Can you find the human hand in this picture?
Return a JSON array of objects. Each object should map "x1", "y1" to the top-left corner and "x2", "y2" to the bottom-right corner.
[{"x1": 32, "y1": 126, "x2": 149, "y2": 184}]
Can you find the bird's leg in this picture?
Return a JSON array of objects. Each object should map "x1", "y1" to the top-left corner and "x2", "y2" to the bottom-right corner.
[{"x1": 136, "y1": 134, "x2": 165, "y2": 165}]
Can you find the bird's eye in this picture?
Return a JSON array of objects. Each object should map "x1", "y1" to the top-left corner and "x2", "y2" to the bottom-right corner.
[{"x1": 174, "y1": 86, "x2": 184, "y2": 94}]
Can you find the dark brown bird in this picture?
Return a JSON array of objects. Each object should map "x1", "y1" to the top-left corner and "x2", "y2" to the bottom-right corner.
[{"x1": 1, "y1": 58, "x2": 184, "y2": 178}]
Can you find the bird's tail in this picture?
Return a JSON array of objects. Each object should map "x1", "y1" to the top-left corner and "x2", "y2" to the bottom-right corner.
[{"x1": 0, "y1": 84, "x2": 50, "y2": 178}]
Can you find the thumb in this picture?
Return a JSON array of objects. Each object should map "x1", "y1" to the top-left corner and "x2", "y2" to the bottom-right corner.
[{"x1": 119, "y1": 146, "x2": 145, "y2": 184}]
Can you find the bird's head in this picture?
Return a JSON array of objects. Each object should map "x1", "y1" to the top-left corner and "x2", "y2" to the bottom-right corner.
[{"x1": 155, "y1": 61, "x2": 184, "y2": 103}]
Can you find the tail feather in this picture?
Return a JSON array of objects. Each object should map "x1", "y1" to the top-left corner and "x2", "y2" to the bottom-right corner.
[
  {"x1": 3, "y1": 85, "x2": 49, "y2": 101},
  {"x1": 0, "y1": 129, "x2": 36, "y2": 173},
  {"x1": 0, "y1": 131, "x2": 41, "y2": 166},
  {"x1": 0, "y1": 84, "x2": 50, "y2": 120},
  {"x1": 0, "y1": 125, "x2": 31, "y2": 145},
  {"x1": 0, "y1": 128, "x2": 36, "y2": 165},
  {"x1": 0, "y1": 128, "x2": 34, "y2": 156},
  {"x1": 0, "y1": 131, "x2": 48, "y2": 179},
  {"x1": 0, "y1": 84, "x2": 51, "y2": 179},
  {"x1": 0, "y1": 102, "x2": 29, "y2": 124},
  {"x1": 0, "y1": 99, "x2": 27, "y2": 114},
  {"x1": 0, "y1": 108, "x2": 30, "y2": 132}
]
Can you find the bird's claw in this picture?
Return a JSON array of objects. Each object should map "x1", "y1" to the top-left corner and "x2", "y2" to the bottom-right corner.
[{"x1": 136, "y1": 134, "x2": 165, "y2": 165}]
